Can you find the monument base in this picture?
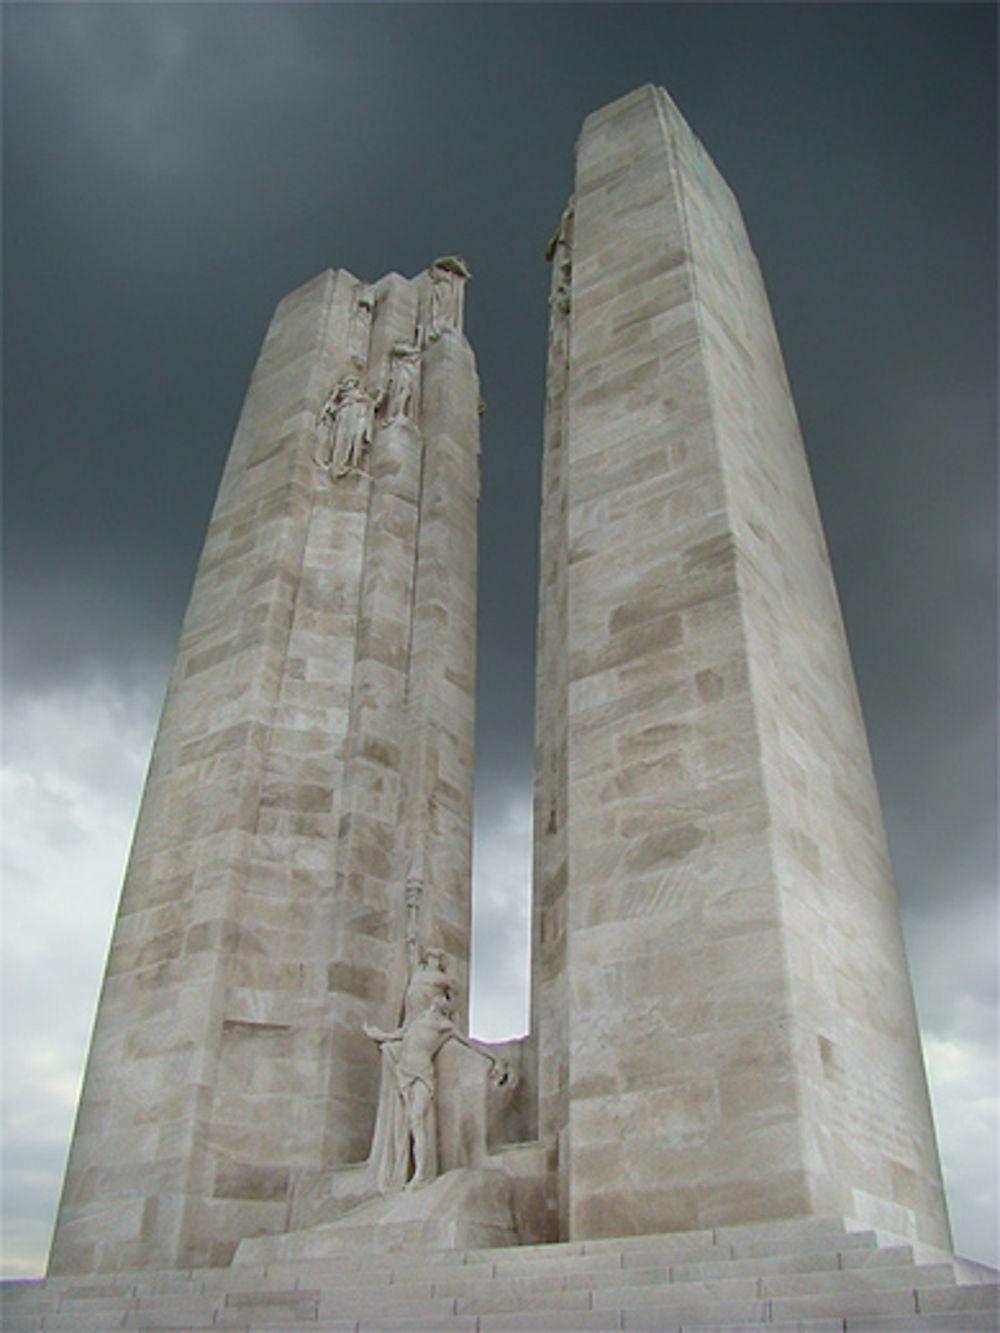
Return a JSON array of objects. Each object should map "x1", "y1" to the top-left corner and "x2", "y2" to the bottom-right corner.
[
  {"x1": 233, "y1": 1167, "x2": 518, "y2": 1264},
  {"x1": 4, "y1": 1215, "x2": 996, "y2": 1330}
]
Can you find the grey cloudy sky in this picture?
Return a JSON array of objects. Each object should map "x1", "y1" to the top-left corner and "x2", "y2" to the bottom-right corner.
[{"x1": 2, "y1": 2, "x2": 996, "y2": 1276}]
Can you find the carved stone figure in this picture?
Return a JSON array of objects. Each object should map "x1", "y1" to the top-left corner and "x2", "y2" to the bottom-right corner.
[
  {"x1": 427, "y1": 255, "x2": 471, "y2": 341},
  {"x1": 365, "y1": 990, "x2": 509, "y2": 1191},
  {"x1": 317, "y1": 375, "x2": 376, "y2": 477},
  {"x1": 546, "y1": 206, "x2": 573, "y2": 321},
  {"x1": 364, "y1": 917, "x2": 509, "y2": 1195},
  {"x1": 383, "y1": 339, "x2": 422, "y2": 421},
  {"x1": 349, "y1": 285, "x2": 376, "y2": 369}
]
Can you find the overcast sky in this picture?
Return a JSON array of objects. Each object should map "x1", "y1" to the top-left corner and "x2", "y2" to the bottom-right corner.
[{"x1": 2, "y1": 1, "x2": 996, "y2": 1278}]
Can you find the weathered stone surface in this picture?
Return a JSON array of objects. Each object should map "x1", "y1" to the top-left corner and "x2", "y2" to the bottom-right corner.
[
  {"x1": 48, "y1": 263, "x2": 482, "y2": 1273},
  {"x1": 531, "y1": 83, "x2": 950, "y2": 1251}
]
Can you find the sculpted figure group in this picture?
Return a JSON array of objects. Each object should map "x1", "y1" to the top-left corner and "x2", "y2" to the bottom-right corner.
[
  {"x1": 315, "y1": 257, "x2": 471, "y2": 483},
  {"x1": 315, "y1": 340, "x2": 423, "y2": 480}
]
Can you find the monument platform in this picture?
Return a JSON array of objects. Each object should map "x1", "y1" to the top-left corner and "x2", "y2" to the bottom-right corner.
[
  {"x1": 3, "y1": 1215, "x2": 997, "y2": 1331},
  {"x1": 235, "y1": 1167, "x2": 520, "y2": 1262}
]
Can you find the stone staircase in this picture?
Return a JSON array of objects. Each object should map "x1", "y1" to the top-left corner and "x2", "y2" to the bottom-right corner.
[{"x1": 3, "y1": 1216, "x2": 997, "y2": 1332}]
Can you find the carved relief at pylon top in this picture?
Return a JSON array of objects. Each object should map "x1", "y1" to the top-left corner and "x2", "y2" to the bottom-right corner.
[
  {"x1": 349, "y1": 284, "x2": 377, "y2": 370},
  {"x1": 426, "y1": 255, "x2": 472, "y2": 343},
  {"x1": 383, "y1": 339, "x2": 423, "y2": 423}
]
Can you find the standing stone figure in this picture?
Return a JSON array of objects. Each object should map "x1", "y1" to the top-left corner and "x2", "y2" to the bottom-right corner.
[
  {"x1": 348, "y1": 284, "x2": 376, "y2": 369},
  {"x1": 383, "y1": 339, "x2": 422, "y2": 422},
  {"x1": 545, "y1": 207, "x2": 573, "y2": 320},
  {"x1": 427, "y1": 255, "x2": 471, "y2": 340},
  {"x1": 544, "y1": 207, "x2": 573, "y2": 371},
  {"x1": 365, "y1": 957, "x2": 509, "y2": 1192},
  {"x1": 316, "y1": 375, "x2": 377, "y2": 477}
]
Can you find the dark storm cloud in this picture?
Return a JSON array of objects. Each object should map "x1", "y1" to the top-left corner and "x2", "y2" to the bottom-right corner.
[
  {"x1": 3, "y1": 0, "x2": 996, "y2": 1265},
  {"x1": 4, "y1": 3, "x2": 566, "y2": 689},
  {"x1": 5, "y1": 0, "x2": 995, "y2": 898}
]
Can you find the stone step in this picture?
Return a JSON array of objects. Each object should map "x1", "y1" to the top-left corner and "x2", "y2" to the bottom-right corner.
[
  {"x1": 767, "y1": 1280, "x2": 999, "y2": 1324},
  {"x1": 666, "y1": 1242, "x2": 919, "y2": 1284},
  {"x1": 660, "y1": 1322, "x2": 996, "y2": 1333},
  {"x1": 237, "y1": 1237, "x2": 919, "y2": 1304},
  {"x1": 105, "y1": 1258, "x2": 965, "y2": 1322},
  {"x1": 844, "y1": 1318, "x2": 1000, "y2": 1333},
  {"x1": 476, "y1": 1314, "x2": 622, "y2": 1332},
  {"x1": 918, "y1": 1281, "x2": 1000, "y2": 1316},
  {"x1": 656, "y1": 1324, "x2": 847, "y2": 1333},
  {"x1": 123, "y1": 1317, "x2": 225, "y2": 1332},
  {"x1": 284, "y1": 1232, "x2": 884, "y2": 1293},
  {"x1": 42, "y1": 1306, "x2": 143, "y2": 1330},
  {"x1": 349, "y1": 1319, "x2": 479, "y2": 1333}
]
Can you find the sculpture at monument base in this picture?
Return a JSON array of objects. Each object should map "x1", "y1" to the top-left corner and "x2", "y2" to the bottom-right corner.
[
  {"x1": 358, "y1": 864, "x2": 511, "y2": 1195},
  {"x1": 232, "y1": 955, "x2": 539, "y2": 1263},
  {"x1": 365, "y1": 991, "x2": 511, "y2": 1194},
  {"x1": 233, "y1": 854, "x2": 535, "y2": 1263}
]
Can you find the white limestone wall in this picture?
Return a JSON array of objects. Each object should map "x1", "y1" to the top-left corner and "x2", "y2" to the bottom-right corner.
[
  {"x1": 667, "y1": 93, "x2": 949, "y2": 1248},
  {"x1": 49, "y1": 264, "x2": 482, "y2": 1273},
  {"x1": 49, "y1": 270, "x2": 361, "y2": 1272},
  {"x1": 534, "y1": 84, "x2": 948, "y2": 1250}
]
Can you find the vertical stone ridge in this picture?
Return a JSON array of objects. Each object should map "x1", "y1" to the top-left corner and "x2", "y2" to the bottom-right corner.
[
  {"x1": 322, "y1": 273, "x2": 423, "y2": 1166},
  {"x1": 401, "y1": 311, "x2": 481, "y2": 1024},
  {"x1": 650, "y1": 87, "x2": 812, "y2": 1193},
  {"x1": 533, "y1": 202, "x2": 574, "y2": 1241}
]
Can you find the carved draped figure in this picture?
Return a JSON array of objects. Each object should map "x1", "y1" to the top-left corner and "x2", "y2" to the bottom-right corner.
[{"x1": 365, "y1": 956, "x2": 454, "y2": 1192}]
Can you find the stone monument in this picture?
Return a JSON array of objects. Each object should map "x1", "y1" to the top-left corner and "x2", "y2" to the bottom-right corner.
[
  {"x1": 47, "y1": 257, "x2": 492, "y2": 1271},
  {"x1": 530, "y1": 82, "x2": 950, "y2": 1251},
  {"x1": 43, "y1": 85, "x2": 953, "y2": 1286}
]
